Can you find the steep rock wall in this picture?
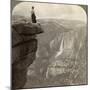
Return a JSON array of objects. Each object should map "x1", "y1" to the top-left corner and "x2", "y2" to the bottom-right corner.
[{"x1": 12, "y1": 21, "x2": 43, "y2": 89}]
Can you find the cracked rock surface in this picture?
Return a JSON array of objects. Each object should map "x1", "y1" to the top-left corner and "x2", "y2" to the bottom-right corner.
[{"x1": 12, "y1": 19, "x2": 43, "y2": 89}]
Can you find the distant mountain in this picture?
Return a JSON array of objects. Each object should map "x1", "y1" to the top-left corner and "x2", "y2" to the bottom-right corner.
[
  {"x1": 22, "y1": 18, "x2": 87, "y2": 87},
  {"x1": 12, "y1": 15, "x2": 31, "y2": 24}
]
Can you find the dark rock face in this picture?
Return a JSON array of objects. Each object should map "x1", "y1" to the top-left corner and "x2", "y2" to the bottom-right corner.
[{"x1": 12, "y1": 22, "x2": 43, "y2": 89}]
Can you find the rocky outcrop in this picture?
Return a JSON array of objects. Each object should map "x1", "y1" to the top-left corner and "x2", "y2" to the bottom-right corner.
[{"x1": 12, "y1": 21, "x2": 43, "y2": 89}]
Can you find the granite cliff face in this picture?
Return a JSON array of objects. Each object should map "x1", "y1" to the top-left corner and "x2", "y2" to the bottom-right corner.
[{"x1": 12, "y1": 19, "x2": 43, "y2": 89}]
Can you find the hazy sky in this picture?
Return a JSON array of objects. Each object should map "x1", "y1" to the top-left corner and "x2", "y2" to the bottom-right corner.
[{"x1": 12, "y1": 2, "x2": 87, "y2": 22}]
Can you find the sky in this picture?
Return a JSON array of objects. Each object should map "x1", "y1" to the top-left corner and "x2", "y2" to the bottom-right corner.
[{"x1": 12, "y1": 2, "x2": 87, "y2": 22}]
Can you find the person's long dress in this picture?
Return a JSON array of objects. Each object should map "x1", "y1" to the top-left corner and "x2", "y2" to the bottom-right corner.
[{"x1": 31, "y1": 10, "x2": 37, "y2": 23}]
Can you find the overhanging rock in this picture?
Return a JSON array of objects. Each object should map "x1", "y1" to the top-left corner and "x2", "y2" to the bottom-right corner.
[{"x1": 12, "y1": 21, "x2": 43, "y2": 89}]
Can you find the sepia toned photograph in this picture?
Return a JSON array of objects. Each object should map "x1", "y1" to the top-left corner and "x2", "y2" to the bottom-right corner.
[{"x1": 11, "y1": 0, "x2": 88, "y2": 89}]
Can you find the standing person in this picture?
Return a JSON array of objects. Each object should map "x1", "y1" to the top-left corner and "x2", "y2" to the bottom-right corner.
[{"x1": 31, "y1": 6, "x2": 37, "y2": 23}]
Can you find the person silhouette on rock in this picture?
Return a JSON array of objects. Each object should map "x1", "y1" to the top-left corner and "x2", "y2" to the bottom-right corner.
[{"x1": 31, "y1": 6, "x2": 37, "y2": 23}]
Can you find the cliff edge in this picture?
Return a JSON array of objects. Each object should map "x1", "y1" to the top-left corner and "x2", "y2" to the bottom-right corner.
[{"x1": 12, "y1": 20, "x2": 43, "y2": 89}]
